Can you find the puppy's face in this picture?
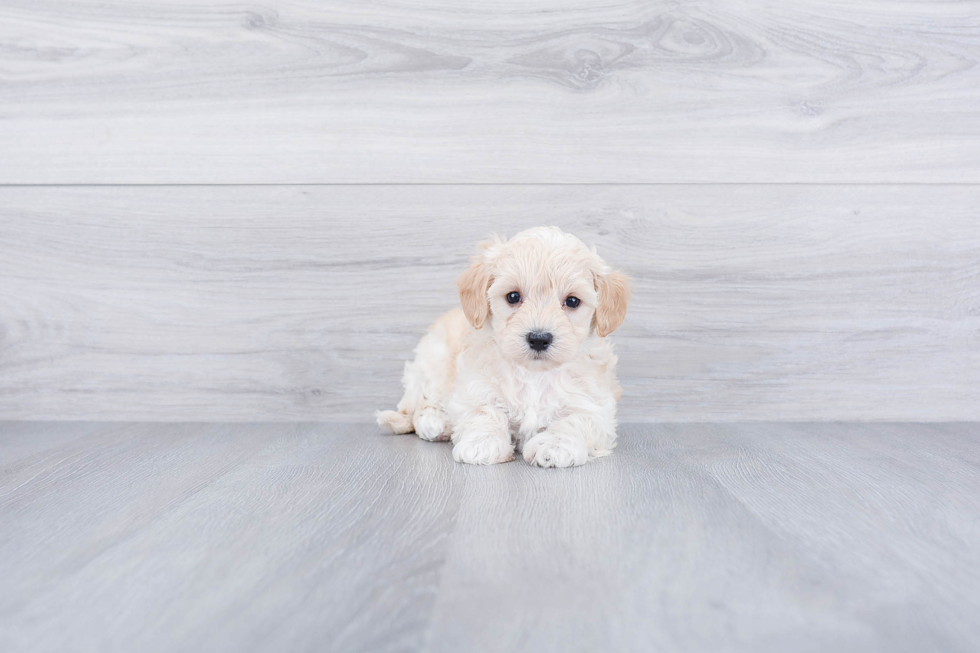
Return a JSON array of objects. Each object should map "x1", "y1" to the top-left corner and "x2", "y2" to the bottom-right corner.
[{"x1": 458, "y1": 227, "x2": 630, "y2": 370}]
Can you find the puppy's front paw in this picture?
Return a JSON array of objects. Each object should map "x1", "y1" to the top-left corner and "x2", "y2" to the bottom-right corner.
[
  {"x1": 414, "y1": 407, "x2": 452, "y2": 442},
  {"x1": 523, "y1": 434, "x2": 589, "y2": 468},
  {"x1": 452, "y1": 434, "x2": 514, "y2": 465}
]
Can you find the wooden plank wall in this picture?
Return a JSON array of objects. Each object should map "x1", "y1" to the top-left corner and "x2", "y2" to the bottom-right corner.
[{"x1": 1, "y1": 1, "x2": 978, "y2": 420}]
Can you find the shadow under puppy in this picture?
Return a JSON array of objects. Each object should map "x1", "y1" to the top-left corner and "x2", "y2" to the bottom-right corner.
[{"x1": 377, "y1": 226, "x2": 630, "y2": 467}]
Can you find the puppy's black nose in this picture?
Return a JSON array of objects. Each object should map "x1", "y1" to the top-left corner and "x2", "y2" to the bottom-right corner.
[{"x1": 526, "y1": 331, "x2": 553, "y2": 352}]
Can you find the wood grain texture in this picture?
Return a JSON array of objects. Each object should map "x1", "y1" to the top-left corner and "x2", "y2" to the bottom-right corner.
[
  {"x1": 2, "y1": 421, "x2": 979, "y2": 652},
  {"x1": 0, "y1": 422, "x2": 464, "y2": 653},
  {"x1": 2, "y1": 0, "x2": 979, "y2": 183},
  {"x1": 1, "y1": 184, "x2": 978, "y2": 421}
]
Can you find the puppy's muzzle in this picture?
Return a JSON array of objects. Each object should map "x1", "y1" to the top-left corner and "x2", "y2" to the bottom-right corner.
[{"x1": 526, "y1": 331, "x2": 554, "y2": 352}]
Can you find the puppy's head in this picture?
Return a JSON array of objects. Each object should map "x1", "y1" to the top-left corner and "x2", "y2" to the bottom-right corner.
[{"x1": 457, "y1": 227, "x2": 630, "y2": 370}]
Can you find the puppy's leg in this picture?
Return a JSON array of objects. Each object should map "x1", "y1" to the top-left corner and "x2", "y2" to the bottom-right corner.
[
  {"x1": 451, "y1": 406, "x2": 514, "y2": 465},
  {"x1": 377, "y1": 356, "x2": 452, "y2": 442},
  {"x1": 376, "y1": 359, "x2": 424, "y2": 434},
  {"x1": 377, "y1": 311, "x2": 462, "y2": 441},
  {"x1": 523, "y1": 412, "x2": 617, "y2": 468}
]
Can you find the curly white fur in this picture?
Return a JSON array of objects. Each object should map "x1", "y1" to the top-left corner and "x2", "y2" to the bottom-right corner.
[{"x1": 377, "y1": 226, "x2": 630, "y2": 468}]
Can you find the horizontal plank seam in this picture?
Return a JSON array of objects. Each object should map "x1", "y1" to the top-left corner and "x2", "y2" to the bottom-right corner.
[
  {"x1": 2, "y1": 183, "x2": 980, "y2": 188},
  {"x1": 3, "y1": 421, "x2": 977, "y2": 426}
]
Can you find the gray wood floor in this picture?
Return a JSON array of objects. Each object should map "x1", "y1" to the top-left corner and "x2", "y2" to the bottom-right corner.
[{"x1": 2, "y1": 421, "x2": 978, "y2": 653}]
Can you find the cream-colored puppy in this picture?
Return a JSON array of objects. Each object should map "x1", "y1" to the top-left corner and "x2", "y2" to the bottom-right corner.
[{"x1": 377, "y1": 227, "x2": 630, "y2": 467}]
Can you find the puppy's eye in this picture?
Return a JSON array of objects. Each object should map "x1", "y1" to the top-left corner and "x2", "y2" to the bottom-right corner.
[
  {"x1": 506, "y1": 291, "x2": 522, "y2": 305},
  {"x1": 564, "y1": 296, "x2": 581, "y2": 309}
]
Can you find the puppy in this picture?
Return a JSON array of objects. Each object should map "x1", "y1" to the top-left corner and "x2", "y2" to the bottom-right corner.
[{"x1": 377, "y1": 226, "x2": 630, "y2": 467}]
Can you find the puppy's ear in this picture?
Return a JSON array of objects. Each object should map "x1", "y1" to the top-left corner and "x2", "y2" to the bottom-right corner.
[
  {"x1": 457, "y1": 252, "x2": 493, "y2": 329},
  {"x1": 595, "y1": 271, "x2": 631, "y2": 337}
]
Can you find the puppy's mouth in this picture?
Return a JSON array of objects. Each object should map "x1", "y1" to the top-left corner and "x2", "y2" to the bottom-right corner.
[{"x1": 524, "y1": 348, "x2": 559, "y2": 367}]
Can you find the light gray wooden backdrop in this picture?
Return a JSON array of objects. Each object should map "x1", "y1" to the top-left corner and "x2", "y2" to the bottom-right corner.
[{"x1": 1, "y1": 1, "x2": 978, "y2": 421}]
